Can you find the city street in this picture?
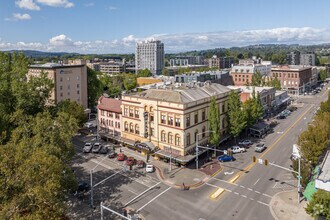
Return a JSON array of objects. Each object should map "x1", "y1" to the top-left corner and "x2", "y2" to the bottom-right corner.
[{"x1": 68, "y1": 89, "x2": 328, "y2": 220}]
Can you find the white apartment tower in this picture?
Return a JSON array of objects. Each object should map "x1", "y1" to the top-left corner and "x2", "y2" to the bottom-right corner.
[{"x1": 135, "y1": 40, "x2": 164, "y2": 75}]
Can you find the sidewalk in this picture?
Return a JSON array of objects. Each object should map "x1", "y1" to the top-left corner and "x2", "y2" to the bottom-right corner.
[{"x1": 270, "y1": 189, "x2": 312, "y2": 220}]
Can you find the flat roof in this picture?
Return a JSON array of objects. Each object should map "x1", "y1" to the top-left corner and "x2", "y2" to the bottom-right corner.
[
  {"x1": 271, "y1": 65, "x2": 312, "y2": 71},
  {"x1": 29, "y1": 62, "x2": 85, "y2": 69},
  {"x1": 317, "y1": 151, "x2": 330, "y2": 183}
]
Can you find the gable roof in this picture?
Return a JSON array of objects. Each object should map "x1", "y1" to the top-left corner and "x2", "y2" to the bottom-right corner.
[{"x1": 97, "y1": 96, "x2": 121, "y2": 113}]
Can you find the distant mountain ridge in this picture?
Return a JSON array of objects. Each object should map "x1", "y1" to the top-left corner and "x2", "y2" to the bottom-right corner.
[{"x1": 2, "y1": 50, "x2": 80, "y2": 58}]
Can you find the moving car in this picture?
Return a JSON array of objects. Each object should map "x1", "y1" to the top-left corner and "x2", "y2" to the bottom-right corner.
[
  {"x1": 92, "y1": 142, "x2": 102, "y2": 153},
  {"x1": 98, "y1": 146, "x2": 109, "y2": 154},
  {"x1": 83, "y1": 143, "x2": 93, "y2": 153},
  {"x1": 136, "y1": 160, "x2": 145, "y2": 168},
  {"x1": 117, "y1": 153, "x2": 126, "y2": 161},
  {"x1": 255, "y1": 143, "x2": 266, "y2": 152},
  {"x1": 146, "y1": 164, "x2": 154, "y2": 173},
  {"x1": 231, "y1": 146, "x2": 246, "y2": 153},
  {"x1": 108, "y1": 150, "x2": 117, "y2": 158},
  {"x1": 125, "y1": 157, "x2": 136, "y2": 166},
  {"x1": 238, "y1": 140, "x2": 253, "y2": 147},
  {"x1": 217, "y1": 155, "x2": 235, "y2": 162},
  {"x1": 78, "y1": 181, "x2": 90, "y2": 192}
]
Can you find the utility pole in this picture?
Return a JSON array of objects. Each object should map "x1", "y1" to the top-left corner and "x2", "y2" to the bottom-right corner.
[
  {"x1": 169, "y1": 145, "x2": 172, "y2": 172},
  {"x1": 196, "y1": 130, "x2": 216, "y2": 170}
]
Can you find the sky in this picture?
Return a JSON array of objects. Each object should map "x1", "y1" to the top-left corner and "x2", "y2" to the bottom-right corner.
[{"x1": 1, "y1": 0, "x2": 330, "y2": 54}]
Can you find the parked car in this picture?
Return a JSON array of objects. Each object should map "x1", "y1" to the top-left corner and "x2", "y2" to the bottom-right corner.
[
  {"x1": 78, "y1": 181, "x2": 90, "y2": 192},
  {"x1": 255, "y1": 143, "x2": 266, "y2": 152},
  {"x1": 108, "y1": 150, "x2": 117, "y2": 158},
  {"x1": 98, "y1": 146, "x2": 109, "y2": 154},
  {"x1": 84, "y1": 122, "x2": 94, "y2": 128},
  {"x1": 277, "y1": 114, "x2": 286, "y2": 119},
  {"x1": 231, "y1": 146, "x2": 246, "y2": 153},
  {"x1": 83, "y1": 143, "x2": 93, "y2": 153},
  {"x1": 136, "y1": 160, "x2": 145, "y2": 168},
  {"x1": 217, "y1": 155, "x2": 235, "y2": 162},
  {"x1": 238, "y1": 140, "x2": 253, "y2": 147},
  {"x1": 117, "y1": 153, "x2": 126, "y2": 161},
  {"x1": 125, "y1": 157, "x2": 136, "y2": 166},
  {"x1": 287, "y1": 106, "x2": 297, "y2": 112},
  {"x1": 92, "y1": 142, "x2": 102, "y2": 153},
  {"x1": 146, "y1": 164, "x2": 154, "y2": 173}
]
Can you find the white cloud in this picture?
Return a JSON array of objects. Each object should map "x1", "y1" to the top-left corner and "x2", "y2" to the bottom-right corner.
[
  {"x1": 1, "y1": 27, "x2": 330, "y2": 53},
  {"x1": 15, "y1": 0, "x2": 40, "y2": 10},
  {"x1": 6, "y1": 13, "x2": 32, "y2": 21},
  {"x1": 49, "y1": 34, "x2": 73, "y2": 46},
  {"x1": 84, "y1": 2, "x2": 94, "y2": 7},
  {"x1": 36, "y1": 0, "x2": 74, "y2": 8},
  {"x1": 108, "y1": 6, "x2": 118, "y2": 10}
]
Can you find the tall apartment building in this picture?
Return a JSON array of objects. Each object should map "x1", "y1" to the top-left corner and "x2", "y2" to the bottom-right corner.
[
  {"x1": 135, "y1": 40, "x2": 164, "y2": 75},
  {"x1": 208, "y1": 55, "x2": 234, "y2": 69},
  {"x1": 28, "y1": 63, "x2": 88, "y2": 109},
  {"x1": 300, "y1": 52, "x2": 316, "y2": 66},
  {"x1": 271, "y1": 65, "x2": 312, "y2": 94},
  {"x1": 121, "y1": 83, "x2": 230, "y2": 163},
  {"x1": 287, "y1": 51, "x2": 300, "y2": 65}
]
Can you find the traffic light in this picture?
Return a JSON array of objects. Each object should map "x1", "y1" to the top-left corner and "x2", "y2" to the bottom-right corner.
[
  {"x1": 252, "y1": 156, "x2": 256, "y2": 163},
  {"x1": 265, "y1": 159, "x2": 268, "y2": 166}
]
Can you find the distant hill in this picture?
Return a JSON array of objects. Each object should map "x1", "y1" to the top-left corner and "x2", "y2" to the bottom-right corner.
[{"x1": 3, "y1": 50, "x2": 80, "y2": 58}]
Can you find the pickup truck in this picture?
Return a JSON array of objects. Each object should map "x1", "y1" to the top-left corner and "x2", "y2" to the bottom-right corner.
[
  {"x1": 231, "y1": 146, "x2": 246, "y2": 153},
  {"x1": 255, "y1": 143, "x2": 266, "y2": 153}
]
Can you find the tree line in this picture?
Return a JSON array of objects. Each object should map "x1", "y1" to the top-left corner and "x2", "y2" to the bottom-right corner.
[{"x1": 0, "y1": 52, "x2": 86, "y2": 219}]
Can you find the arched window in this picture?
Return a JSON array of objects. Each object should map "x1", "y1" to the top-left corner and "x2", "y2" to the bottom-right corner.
[
  {"x1": 124, "y1": 122, "x2": 128, "y2": 131},
  {"x1": 161, "y1": 130, "x2": 166, "y2": 142},
  {"x1": 175, "y1": 134, "x2": 181, "y2": 146},
  {"x1": 194, "y1": 129, "x2": 198, "y2": 142},
  {"x1": 168, "y1": 132, "x2": 173, "y2": 144},
  {"x1": 144, "y1": 105, "x2": 148, "y2": 112},
  {"x1": 129, "y1": 123, "x2": 134, "y2": 133},
  {"x1": 149, "y1": 106, "x2": 153, "y2": 112},
  {"x1": 186, "y1": 133, "x2": 191, "y2": 146},
  {"x1": 202, "y1": 126, "x2": 206, "y2": 138},
  {"x1": 135, "y1": 124, "x2": 139, "y2": 134}
]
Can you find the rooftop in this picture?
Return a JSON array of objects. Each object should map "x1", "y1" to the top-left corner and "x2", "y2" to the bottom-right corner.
[
  {"x1": 317, "y1": 151, "x2": 330, "y2": 183},
  {"x1": 97, "y1": 97, "x2": 122, "y2": 113},
  {"x1": 127, "y1": 83, "x2": 230, "y2": 103},
  {"x1": 29, "y1": 62, "x2": 85, "y2": 69},
  {"x1": 227, "y1": 85, "x2": 274, "y2": 94},
  {"x1": 271, "y1": 65, "x2": 312, "y2": 71}
]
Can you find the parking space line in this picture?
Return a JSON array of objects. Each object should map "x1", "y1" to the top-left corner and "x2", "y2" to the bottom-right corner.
[
  {"x1": 137, "y1": 187, "x2": 171, "y2": 212},
  {"x1": 257, "y1": 201, "x2": 269, "y2": 207},
  {"x1": 212, "y1": 177, "x2": 238, "y2": 186},
  {"x1": 253, "y1": 178, "x2": 260, "y2": 185}
]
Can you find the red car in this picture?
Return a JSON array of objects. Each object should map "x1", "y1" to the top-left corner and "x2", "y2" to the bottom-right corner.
[
  {"x1": 125, "y1": 157, "x2": 136, "y2": 166},
  {"x1": 117, "y1": 153, "x2": 126, "y2": 161}
]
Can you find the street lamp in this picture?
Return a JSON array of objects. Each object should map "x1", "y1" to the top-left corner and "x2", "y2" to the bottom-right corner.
[{"x1": 196, "y1": 130, "x2": 216, "y2": 170}]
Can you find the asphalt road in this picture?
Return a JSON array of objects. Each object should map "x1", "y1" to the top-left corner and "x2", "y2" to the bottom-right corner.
[{"x1": 68, "y1": 87, "x2": 329, "y2": 220}]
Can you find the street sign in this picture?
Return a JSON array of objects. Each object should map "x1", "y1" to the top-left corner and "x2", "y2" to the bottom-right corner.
[{"x1": 258, "y1": 159, "x2": 263, "y2": 164}]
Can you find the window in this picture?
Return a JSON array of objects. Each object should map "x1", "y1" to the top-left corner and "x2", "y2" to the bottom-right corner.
[
  {"x1": 202, "y1": 126, "x2": 206, "y2": 138},
  {"x1": 150, "y1": 128, "x2": 155, "y2": 137},
  {"x1": 135, "y1": 109, "x2": 139, "y2": 118},
  {"x1": 175, "y1": 134, "x2": 181, "y2": 146},
  {"x1": 124, "y1": 108, "x2": 128, "y2": 116},
  {"x1": 77, "y1": 90, "x2": 80, "y2": 95},
  {"x1": 108, "y1": 112, "x2": 113, "y2": 117},
  {"x1": 222, "y1": 103, "x2": 225, "y2": 114},
  {"x1": 186, "y1": 133, "x2": 191, "y2": 146},
  {"x1": 129, "y1": 109, "x2": 133, "y2": 117},
  {"x1": 201, "y1": 110, "x2": 206, "y2": 121},
  {"x1": 168, "y1": 133, "x2": 173, "y2": 144},
  {"x1": 68, "y1": 85, "x2": 70, "y2": 90},
  {"x1": 77, "y1": 84, "x2": 80, "y2": 88},
  {"x1": 101, "y1": 110, "x2": 105, "y2": 116},
  {"x1": 194, "y1": 112, "x2": 198, "y2": 124},
  {"x1": 60, "y1": 77, "x2": 63, "y2": 82},
  {"x1": 124, "y1": 122, "x2": 128, "y2": 131},
  {"x1": 168, "y1": 116, "x2": 173, "y2": 126},
  {"x1": 129, "y1": 123, "x2": 134, "y2": 133},
  {"x1": 135, "y1": 124, "x2": 139, "y2": 134},
  {"x1": 67, "y1": 92, "x2": 70, "y2": 96},
  {"x1": 115, "y1": 113, "x2": 120, "y2": 119},
  {"x1": 186, "y1": 115, "x2": 190, "y2": 127},
  {"x1": 60, "y1": 85, "x2": 62, "y2": 90},
  {"x1": 60, "y1": 92, "x2": 63, "y2": 97},
  {"x1": 175, "y1": 117, "x2": 181, "y2": 127},
  {"x1": 194, "y1": 130, "x2": 198, "y2": 142},
  {"x1": 150, "y1": 114, "x2": 154, "y2": 122},
  {"x1": 161, "y1": 131, "x2": 166, "y2": 142},
  {"x1": 161, "y1": 115, "x2": 166, "y2": 124}
]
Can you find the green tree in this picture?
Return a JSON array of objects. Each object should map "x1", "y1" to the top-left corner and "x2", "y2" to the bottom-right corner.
[
  {"x1": 162, "y1": 68, "x2": 170, "y2": 76},
  {"x1": 319, "y1": 69, "x2": 330, "y2": 82},
  {"x1": 306, "y1": 189, "x2": 330, "y2": 219},
  {"x1": 251, "y1": 91, "x2": 264, "y2": 123},
  {"x1": 208, "y1": 96, "x2": 221, "y2": 146},
  {"x1": 55, "y1": 100, "x2": 87, "y2": 127},
  {"x1": 227, "y1": 90, "x2": 246, "y2": 142},
  {"x1": 137, "y1": 69, "x2": 152, "y2": 77},
  {"x1": 123, "y1": 74, "x2": 137, "y2": 91},
  {"x1": 87, "y1": 67, "x2": 103, "y2": 109},
  {"x1": 250, "y1": 71, "x2": 263, "y2": 86}
]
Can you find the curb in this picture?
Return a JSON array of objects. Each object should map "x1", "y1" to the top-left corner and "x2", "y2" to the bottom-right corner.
[{"x1": 269, "y1": 189, "x2": 297, "y2": 220}]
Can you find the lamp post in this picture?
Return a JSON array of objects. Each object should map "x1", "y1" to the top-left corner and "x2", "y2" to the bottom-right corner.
[{"x1": 196, "y1": 130, "x2": 216, "y2": 170}]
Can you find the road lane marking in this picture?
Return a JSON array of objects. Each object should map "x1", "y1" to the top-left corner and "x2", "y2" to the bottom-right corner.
[
  {"x1": 250, "y1": 198, "x2": 254, "y2": 201},
  {"x1": 234, "y1": 192, "x2": 239, "y2": 195},
  {"x1": 229, "y1": 174, "x2": 240, "y2": 183},
  {"x1": 125, "y1": 182, "x2": 162, "y2": 206},
  {"x1": 257, "y1": 201, "x2": 269, "y2": 207},
  {"x1": 239, "y1": 185, "x2": 245, "y2": 188},
  {"x1": 247, "y1": 188, "x2": 253, "y2": 191},
  {"x1": 253, "y1": 178, "x2": 260, "y2": 185},
  {"x1": 128, "y1": 189, "x2": 139, "y2": 195},
  {"x1": 137, "y1": 187, "x2": 171, "y2": 211},
  {"x1": 241, "y1": 195, "x2": 247, "y2": 198},
  {"x1": 213, "y1": 177, "x2": 238, "y2": 186},
  {"x1": 210, "y1": 187, "x2": 226, "y2": 199},
  {"x1": 255, "y1": 191, "x2": 261, "y2": 194},
  {"x1": 263, "y1": 193, "x2": 272, "y2": 198}
]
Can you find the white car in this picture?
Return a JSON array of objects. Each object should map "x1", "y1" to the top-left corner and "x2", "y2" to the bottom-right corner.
[
  {"x1": 146, "y1": 164, "x2": 154, "y2": 173},
  {"x1": 231, "y1": 146, "x2": 246, "y2": 153},
  {"x1": 83, "y1": 143, "x2": 93, "y2": 153},
  {"x1": 84, "y1": 122, "x2": 94, "y2": 128}
]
